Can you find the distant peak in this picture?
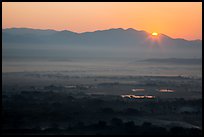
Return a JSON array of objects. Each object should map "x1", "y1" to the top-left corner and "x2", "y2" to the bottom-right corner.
[
  {"x1": 60, "y1": 30, "x2": 71, "y2": 33},
  {"x1": 108, "y1": 28, "x2": 125, "y2": 31},
  {"x1": 3, "y1": 27, "x2": 56, "y2": 31},
  {"x1": 126, "y1": 28, "x2": 148, "y2": 34},
  {"x1": 58, "y1": 30, "x2": 78, "y2": 34},
  {"x1": 126, "y1": 28, "x2": 136, "y2": 31}
]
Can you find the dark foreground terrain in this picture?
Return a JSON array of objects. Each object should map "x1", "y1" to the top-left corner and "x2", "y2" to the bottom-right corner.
[{"x1": 2, "y1": 72, "x2": 202, "y2": 135}]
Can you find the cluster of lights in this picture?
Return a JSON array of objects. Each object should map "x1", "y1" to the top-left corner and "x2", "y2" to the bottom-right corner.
[
  {"x1": 131, "y1": 88, "x2": 145, "y2": 92},
  {"x1": 159, "y1": 89, "x2": 175, "y2": 92},
  {"x1": 121, "y1": 95, "x2": 155, "y2": 99}
]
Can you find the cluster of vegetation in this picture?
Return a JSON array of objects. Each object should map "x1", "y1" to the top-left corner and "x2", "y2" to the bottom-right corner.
[
  {"x1": 2, "y1": 90, "x2": 202, "y2": 135},
  {"x1": 2, "y1": 120, "x2": 202, "y2": 135}
]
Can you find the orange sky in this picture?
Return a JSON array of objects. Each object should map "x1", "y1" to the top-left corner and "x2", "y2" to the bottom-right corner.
[{"x1": 2, "y1": 2, "x2": 202, "y2": 40}]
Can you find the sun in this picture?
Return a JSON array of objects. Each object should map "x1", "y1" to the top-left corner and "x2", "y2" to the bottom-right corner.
[
  {"x1": 152, "y1": 32, "x2": 158, "y2": 36},
  {"x1": 150, "y1": 32, "x2": 160, "y2": 42}
]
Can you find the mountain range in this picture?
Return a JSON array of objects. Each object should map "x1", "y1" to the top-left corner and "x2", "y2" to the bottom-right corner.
[{"x1": 2, "y1": 28, "x2": 202, "y2": 59}]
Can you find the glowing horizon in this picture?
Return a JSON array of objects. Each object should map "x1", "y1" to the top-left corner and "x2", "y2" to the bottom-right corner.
[{"x1": 2, "y1": 2, "x2": 202, "y2": 40}]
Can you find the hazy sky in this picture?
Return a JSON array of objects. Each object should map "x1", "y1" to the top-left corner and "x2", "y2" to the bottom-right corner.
[{"x1": 2, "y1": 2, "x2": 202, "y2": 40}]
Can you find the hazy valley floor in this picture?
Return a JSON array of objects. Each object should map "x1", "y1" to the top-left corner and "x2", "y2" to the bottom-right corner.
[{"x1": 2, "y1": 71, "x2": 202, "y2": 135}]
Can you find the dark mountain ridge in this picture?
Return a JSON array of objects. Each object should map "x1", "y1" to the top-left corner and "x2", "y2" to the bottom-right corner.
[{"x1": 2, "y1": 28, "x2": 202, "y2": 58}]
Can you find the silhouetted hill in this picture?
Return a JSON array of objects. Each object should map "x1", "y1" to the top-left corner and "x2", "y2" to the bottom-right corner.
[
  {"x1": 3, "y1": 27, "x2": 201, "y2": 46},
  {"x1": 2, "y1": 28, "x2": 202, "y2": 58}
]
